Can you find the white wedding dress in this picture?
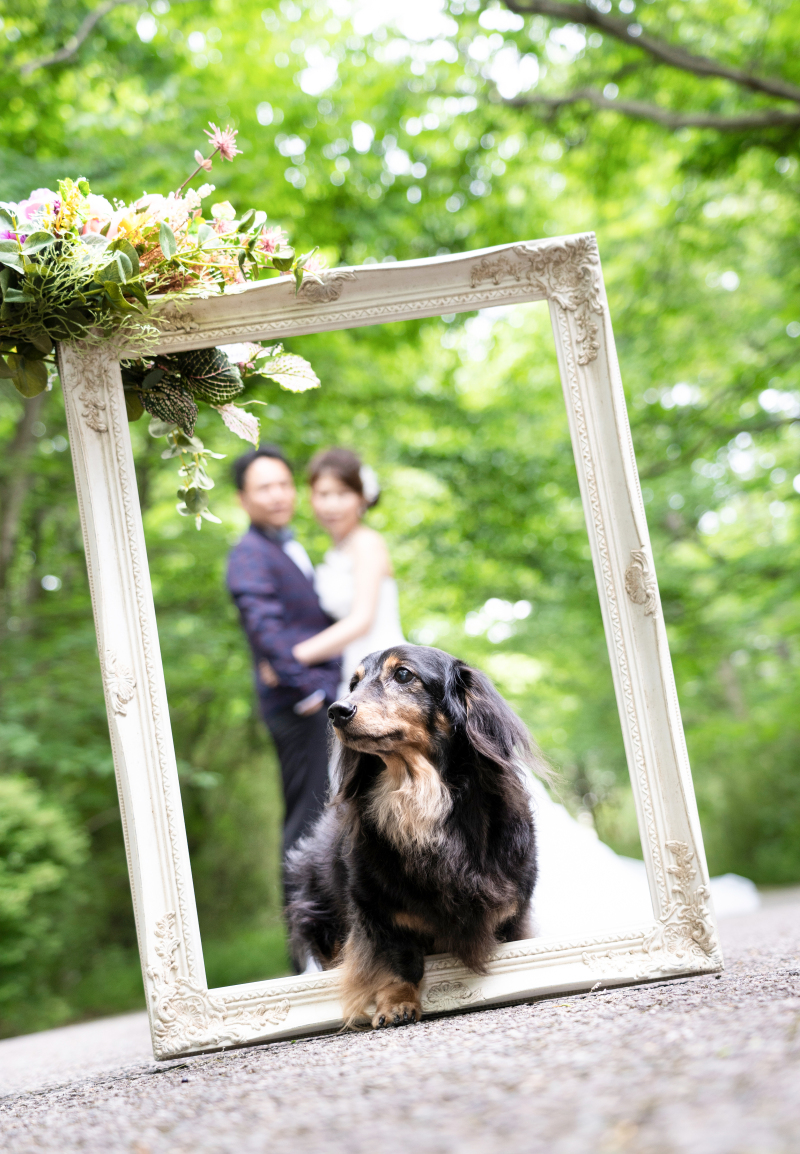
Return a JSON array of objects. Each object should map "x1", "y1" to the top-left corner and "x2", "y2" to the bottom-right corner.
[
  {"x1": 315, "y1": 543, "x2": 758, "y2": 935},
  {"x1": 316, "y1": 542, "x2": 406, "y2": 699}
]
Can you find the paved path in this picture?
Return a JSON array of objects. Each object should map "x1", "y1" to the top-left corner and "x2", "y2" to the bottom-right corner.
[{"x1": 1, "y1": 894, "x2": 798, "y2": 1154}]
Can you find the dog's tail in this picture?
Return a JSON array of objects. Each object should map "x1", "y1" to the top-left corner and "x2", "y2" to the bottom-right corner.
[
  {"x1": 285, "y1": 807, "x2": 346, "y2": 970},
  {"x1": 286, "y1": 890, "x2": 340, "y2": 971}
]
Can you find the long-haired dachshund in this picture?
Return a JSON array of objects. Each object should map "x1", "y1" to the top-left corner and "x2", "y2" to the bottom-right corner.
[{"x1": 287, "y1": 644, "x2": 542, "y2": 1028}]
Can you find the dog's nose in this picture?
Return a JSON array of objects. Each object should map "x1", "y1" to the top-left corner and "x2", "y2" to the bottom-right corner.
[{"x1": 328, "y1": 700, "x2": 357, "y2": 727}]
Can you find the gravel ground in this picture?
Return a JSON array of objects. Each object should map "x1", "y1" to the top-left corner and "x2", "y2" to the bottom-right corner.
[{"x1": 1, "y1": 895, "x2": 798, "y2": 1154}]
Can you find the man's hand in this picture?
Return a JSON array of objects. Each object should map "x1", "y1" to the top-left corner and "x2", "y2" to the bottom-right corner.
[{"x1": 293, "y1": 689, "x2": 326, "y2": 716}]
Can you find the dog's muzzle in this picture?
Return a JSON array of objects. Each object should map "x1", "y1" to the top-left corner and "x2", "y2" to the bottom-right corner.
[{"x1": 328, "y1": 700, "x2": 356, "y2": 728}]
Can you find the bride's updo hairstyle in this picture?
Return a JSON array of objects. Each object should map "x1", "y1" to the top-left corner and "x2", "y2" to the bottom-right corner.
[{"x1": 308, "y1": 448, "x2": 380, "y2": 508}]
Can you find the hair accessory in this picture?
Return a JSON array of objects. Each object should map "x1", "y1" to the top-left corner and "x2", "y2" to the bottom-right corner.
[{"x1": 359, "y1": 464, "x2": 380, "y2": 505}]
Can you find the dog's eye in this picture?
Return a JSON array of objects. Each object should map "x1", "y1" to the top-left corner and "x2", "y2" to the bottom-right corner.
[{"x1": 394, "y1": 667, "x2": 414, "y2": 684}]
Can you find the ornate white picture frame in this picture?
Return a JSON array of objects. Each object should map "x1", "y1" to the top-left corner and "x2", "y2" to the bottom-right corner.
[{"x1": 57, "y1": 234, "x2": 722, "y2": 1061}]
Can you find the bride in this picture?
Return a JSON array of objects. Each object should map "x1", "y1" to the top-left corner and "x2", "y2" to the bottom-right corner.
[
  {"x1": 291, "y1": 447, "x2": 404, "y2": 697},
  {"x1": 293, "y1": 448, "x2": 757, "y2": 935}
]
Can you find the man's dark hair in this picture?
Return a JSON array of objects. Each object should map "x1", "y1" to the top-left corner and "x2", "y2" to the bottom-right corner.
[{"x1": 233, "y1": 445, "x2": 292, "y2": 491}]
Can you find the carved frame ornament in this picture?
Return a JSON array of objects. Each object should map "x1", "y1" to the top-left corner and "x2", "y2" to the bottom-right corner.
[{"x1": 57, "y1": 234, "x2": 721, "y2": 1060}]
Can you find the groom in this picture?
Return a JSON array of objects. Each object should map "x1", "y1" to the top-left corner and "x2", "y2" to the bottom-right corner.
[{"x1": 226, "y1": 445, "x2": 340, "y2": 899}]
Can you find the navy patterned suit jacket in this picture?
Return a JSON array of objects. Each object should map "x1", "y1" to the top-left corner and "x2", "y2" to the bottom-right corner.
[{"x1": 227, "y1": 525, "x2": 341, "y2": 717}]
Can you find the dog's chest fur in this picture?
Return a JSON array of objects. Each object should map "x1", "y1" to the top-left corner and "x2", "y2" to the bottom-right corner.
[{"x1": 364, "y1": 752, "x2": 452, "y2": 852}]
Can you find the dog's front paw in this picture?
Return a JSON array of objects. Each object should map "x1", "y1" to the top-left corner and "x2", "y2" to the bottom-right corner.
[
  {"x1": 372, "y1": 982, "x2": 422, "y2": 1028},
  {"x1": 372, "y1": 1001, "x2": 420, "y2": 1028}
]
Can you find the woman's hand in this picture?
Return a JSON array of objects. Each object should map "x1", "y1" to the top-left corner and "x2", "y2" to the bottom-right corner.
[{"x1": 292, "y1": 637, "x2": 318, "y2": 665}]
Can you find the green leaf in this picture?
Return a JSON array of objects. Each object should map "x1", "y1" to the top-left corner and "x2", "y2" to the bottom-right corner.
[
  {"x1": 125, "y1": 391, "x2": 145, "y2": 421},
  {"x1": 140, "y1": 383, "x2": 198, "y2": 435},
  {"x1": 237, "y1": 209, "x2": 256, "y2": 233},
  {"x1": 29, "y1": 332, "x2": 53, "y2": 355},
  {"x1": 170, "y1": 347, "x2": 244, "y2": 404},
  {"x1": 193, "y1": 470, "x2": 215, "y2": 490},
  {"x1": 177, "y1": 486, "x2": 208, "y2": 514},
  {"x1": 125, "y1": 281, "x2": 149, "y2": 308},
  {"x1": 0, "y1": 208, "x2": 16, "y2": 229},
  {"x1": 21, "y1": 231, "x2": 56, "y2": 254},
  {"x1": 103, "y1": 281, "x2": 140, "y2": 312},
  {"x1": 271, "y1": 247, "x2": 295, "y2": 272},
  {"x1": 259, "y1": 353, "x2": 320, "y2": 393},
  {"x1": 0, "y1": 250, "x2": 23, "y2": 269},
  {"x1": 142, "y1": 368, "x2": 165, "y2": 390},
  {"x1": 159, "y1": 221, "x2": 177, "y2": 260},
  {"x1": 81, "y1": 234, "x2": 109, "y2": 250},
  {"x1": 212, "y1": 402, "x2": 260, "y2": 446},
  {"x1": 174, "y1": 429, "x2": 204, "y2": 449},
  {"x1": 0, "y1": 239, "x2": 19, "y2": 252},
  {"x1": 7, "y1": 354, "x2": 48, "y2": 397},
  {"x1": 16, "y1": 340, "x2": 48, "y2": 360},
  {"x1": 3, "y1": 287, "x2": 34, "y2": 303},
  {"x1": 103, "y1": 280, "x2": 124, "y2": 301},
  {"x1": 113, "y1": 239, "x2": 140, "y2": 277},
  {"x1": 0, "y1": 355, "x2": 14, "y2": 379},
  {"x1": 99, "y1": 251, "x2": 133, "y2": 284},
  {"x1": 148, "y1": 418, "x2": 176, "y2": 437}
]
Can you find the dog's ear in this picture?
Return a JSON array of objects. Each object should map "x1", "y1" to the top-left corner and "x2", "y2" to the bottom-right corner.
[
  {"x1": 445, "y1": 660, "x2": 548, "y2": 779},
  {"x1": 442, "y1": 659, "x2": 471, "y2": 729}
]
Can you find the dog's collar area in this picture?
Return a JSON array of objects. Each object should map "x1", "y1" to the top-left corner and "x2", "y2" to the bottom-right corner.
[{"x1": 338, "y1": 727, "x2": 407, "y2": 751}]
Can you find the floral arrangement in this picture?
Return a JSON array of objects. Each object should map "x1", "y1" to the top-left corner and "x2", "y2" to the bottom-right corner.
[{"x1": 0, "y1": 124, "x2": 323, "y2": 526}]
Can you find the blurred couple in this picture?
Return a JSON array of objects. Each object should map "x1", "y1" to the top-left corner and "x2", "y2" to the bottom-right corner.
[{"x1": 226, "y1": 445, "x2": 403, "y2": 902}]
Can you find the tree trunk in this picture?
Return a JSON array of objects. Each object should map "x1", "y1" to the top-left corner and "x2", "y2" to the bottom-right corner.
[{"x1": 0, "y1": 391, "x2": 46, "y2": 596}]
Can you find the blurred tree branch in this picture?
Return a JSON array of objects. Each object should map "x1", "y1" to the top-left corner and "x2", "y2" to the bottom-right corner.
[
  {"x1": 504, "y1": 0, "x2": 800, "y2": 102},
  {"x1": 20, "y1": 0, "x2": 135, "y2": 75},
  {"x1": 502, "y1": 0, "x2": 800, "y2": 130},
  {"x1": 506, "y1": 88, "x2": 800, "y2": 132}
]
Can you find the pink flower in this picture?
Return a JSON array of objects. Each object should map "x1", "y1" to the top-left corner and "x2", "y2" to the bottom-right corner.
[
  {"x1": 81, "y1": 193, "x2": 114, "y2": 234},
  {"x1": 194, "y1": 149, "x2": 213, "y2": 172},
  {"x1": 303, "y1": 253, "x2": 328, "y2": 276},
  {"x1": 0, "y1": 228, "x2": 17, "y2": 241},
  {"x1": 204, "y1": 123, "x2": 241, "y2": 162},
  {"x1": 16, "y1": 188, "x2": 60, "y2": 222},
  {"x1": 258, "y1": 225, "x2": 289, "y2": 255}
]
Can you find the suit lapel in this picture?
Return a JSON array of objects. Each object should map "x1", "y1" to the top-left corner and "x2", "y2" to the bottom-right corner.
[{"x1": 254, "y1": 527, "x2": 316, "y2": 590}]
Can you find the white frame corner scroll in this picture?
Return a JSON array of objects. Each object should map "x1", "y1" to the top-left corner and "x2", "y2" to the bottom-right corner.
[{"x1": 57, "y1": 233, "x2": 722, "y2": 1061}]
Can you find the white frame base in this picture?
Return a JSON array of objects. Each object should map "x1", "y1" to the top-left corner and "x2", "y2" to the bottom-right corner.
[{"x1": 58, "y1": 234, "x2": 722, "y2": 1061}]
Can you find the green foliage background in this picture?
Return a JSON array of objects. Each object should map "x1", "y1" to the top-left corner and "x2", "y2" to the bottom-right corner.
[{"x1": 1, "y1": 0, "x2": 799, "y2": 1036}]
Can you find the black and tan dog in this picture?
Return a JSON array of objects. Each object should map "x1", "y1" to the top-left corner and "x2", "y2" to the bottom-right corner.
[{"x1": 286, "y1": 644, "x2": 541, "y2": 1029}]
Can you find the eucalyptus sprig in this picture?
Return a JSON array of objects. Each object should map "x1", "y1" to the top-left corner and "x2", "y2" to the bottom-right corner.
[
  {"x1": 150, "y1": 419, "x2": 226, "y2": 529},
  {"x1": 135, "y1": 342, "x2": 320, "y2": 527}
]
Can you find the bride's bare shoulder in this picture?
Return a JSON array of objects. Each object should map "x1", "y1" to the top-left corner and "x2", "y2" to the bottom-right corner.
[
  {"x1": 348, "y1": 524, "x2": 387, "y2": 552},
  {"x1": 348, "y1": 525, "x2": 391, "y2": 569}
]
